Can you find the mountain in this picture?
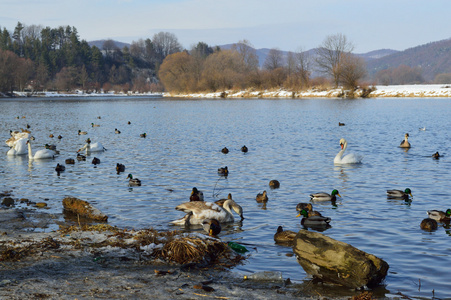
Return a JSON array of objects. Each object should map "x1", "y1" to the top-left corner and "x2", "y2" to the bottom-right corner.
[
  {"x1": 88, "y1": 39, "x2": 131, "y2": 50},
  {"x1": 357, "y1": 49, "x2": 399, "y2": 60}
]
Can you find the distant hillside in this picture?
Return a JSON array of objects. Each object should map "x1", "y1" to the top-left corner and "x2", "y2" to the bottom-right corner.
[
  {"x1": 366, "y1": 38, "x2": 451, "y2": 81},
  {"x1": 88, "y1": 39, "x2": 130, "y2": 50},
  {"x1": 357, "y1": 49, "x2": 399, "y2": 60}
]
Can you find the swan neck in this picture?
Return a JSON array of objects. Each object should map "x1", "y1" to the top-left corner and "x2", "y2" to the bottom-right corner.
[{"x1": 27, "y1": 142, "x2": 33, "y2": 160}]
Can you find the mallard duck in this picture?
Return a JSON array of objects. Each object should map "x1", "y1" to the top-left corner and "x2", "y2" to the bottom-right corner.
[
  {"x1": 49, "y1": 134, "x2": 54, "y2": 138},
  {"x1": 91, "y1": 123, "x2": 100, "y2": 127},
  {"x1": 432, "y1": 152, "x2": 440, "y2": 159},
  {"x1": 116, "y1": 163, "x2": 125, "y2": 174},
  {"x1": 256, "y1": 190, "x2": 268, "y2": 202},
  {"x1": 420, "y1": 218, "x2": 438, "y2": 231},
  {"x1": 241, "y1": 145, "x2": 248, "y2": 153},
  {"x1": 170, "y1": 199, "x2": 244, "y2": 225},
  {"x1": 190, "y1": 187, "x2": 204, "y2": 202},
  {"x1": 386, "y1": 188, "x2": 412, "y2": 199},
  {"x1": 221, "y1": 147, "x2": 229, "y2": 154},
  {"x1": 274, "y1": 226, "x2": 297, "y2": 245},
  {"x1": 92, "y1": 157, "x2": 100, "y2": 165},
  {"x1": 269, "y1": 179, "x2": 280, "y2": 189},
  {"x1": 57, "y1": 135, "x2": 63, "y2": 139},
  {"x1": 115, "y1": 128, "x2": 121, "y2": 134},
  {"x1": 218, "y1": 166, "x2": 229, "y2": 176},
  {"x1": 338, "y1": 122, "x2": 345, "y2": 126},
  {"x1": 202, "y1": 219, "x2": 221, "y2": 236},
  {"x1": 65, "y1": 158, "x2": 75, "y2": 164},
  {"x1": 45, "y1": 144, "x2": 57, "y2": 150},
  {"x1": 127, "y1": 174, "x2": 141, "y2": 186},
  {"x1": 78, "y1": 130, "x2": 87, "y2": 135},
  {"x1": 55, "y1": 163, "x2": 65, "y2": 175},
  {"x1": 427, "y1": 209, "x2": 451, "y2": 222},
  {"x1": 310, "y1": 189, "x2": 341, "y2": 202},
  {"x1": 76, "y1": 153, "x2": 86, "y2": 161},
  {"x1": 400, "y1": 133, "x2": 411, "y2": 148},
  {"x1": 140, "y1": 133, "x2": 146, "y2": 138},
  {"x1": 295, "y1": 203, "x2": 322, "y2": 217},
  {"x1": 298, "y1": 209, "x2": 331, "y2": 227},
  {"x1": 215, "y1": 193, "x2": 233, "y2": 207}
]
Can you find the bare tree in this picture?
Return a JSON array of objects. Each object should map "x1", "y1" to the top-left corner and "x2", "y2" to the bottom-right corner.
[
  {"x1": 315, "y1": 33, "x2": 354, "y2": 87},
  {"x1": 295, "y1": 48, "x2": 311, "y2": 87},
  {"x1": 232, "y1": 39, "x2": 259, "y2": 72},
  {"x1": 263, "y1": 48, "x2": 284, "y2": 71},
  {"x1": 338, "y1": 52, "x2": 367, "y2": 89},
  {"x1": 152, "y1": 32, "x2": 182, "y2": 67},
  {"x1": 102, "y1": 39, "x2": 118, "y2": 56}
]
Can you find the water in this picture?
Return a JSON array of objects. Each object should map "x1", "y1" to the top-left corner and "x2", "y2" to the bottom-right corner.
[{"x1": 1, "y1": 96, "x2": 450, "y2": 298}]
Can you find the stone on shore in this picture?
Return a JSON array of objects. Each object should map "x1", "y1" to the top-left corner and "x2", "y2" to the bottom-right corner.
[
  {"x1": 62, "y1": 197, "x2": 108, "y2": 222},
  {"x1": 292, "y1": 230, "x2": 389, "y2": 289}
]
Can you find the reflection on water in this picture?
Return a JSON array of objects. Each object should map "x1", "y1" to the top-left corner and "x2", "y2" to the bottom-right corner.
[{"x1": 1, "y1": 96, "x2": 450, "y2": 298}]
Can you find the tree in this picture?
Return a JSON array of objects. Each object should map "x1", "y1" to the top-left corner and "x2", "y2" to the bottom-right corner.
[
  {"x1": 102, "y1": 39, "x2": 118, "y2": 56},
  {"x1": 200, "y1": 50, "x2": 243, "y2": 91},
  {"x1": 315, "y1": 33, "x2": 354, "y2": 87},
  {"x1": 0, "y1": 50, "x2": 18, "y2": 93},
  {"x1": 338, "y1": 53, "x2": 367, "y2": 89},
  {"x1": 263, "y1": 48, "x2": 284, "y2": 71},
  {"x1": 158, "y1": 51, "x2": 194, "y2": 93},
  {"x1": 152, "y1": 32, "x2": 182, "y2": 68}
]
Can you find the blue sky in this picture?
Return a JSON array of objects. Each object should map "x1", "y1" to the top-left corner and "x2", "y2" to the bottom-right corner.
[{"x1": 1, "y1": 0, "x2": 450, "y2": 53}]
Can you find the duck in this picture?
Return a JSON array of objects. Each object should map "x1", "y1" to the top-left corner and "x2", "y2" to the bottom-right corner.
[
  {"x1": 215, "y1": 193, "x2": 233, "y2": 207},
  {"x1": 400, "y1": 133, "x2": 411, "y2": 148},
  {"x1": 77, "y1": 138, "x2": 106, "y2": 153},
  {"x1": 45, "y1": 144, "x2": 57, "y2": 151},
  {"x1": 65, "y1": 158, "x2": 75, "y2": 164},
  {"x1": 6, "y1": 138, "x2": 28, "y2": 156},
  {"x1": 127, "y1": 174, "x2": 141, "y2": 186},
  {"x1": 255, "y1": 190, "x2": 268, "y2": 202},
  {"x1": 140, "y1": 133, "x2": 146, "y2": 138},
  {"x1": 190, "y1": 187, "x2": 204, "y2": 202},
  {"x1": 386, "y1": 188, "x2": 412, "y2": 199},
  {"x1": 427, "y1": 209, "x2": 451, "y2": 222},
  {"x1": 295, "y1": 203, "x2": 322, "y2": 217},
  {"x1": 241, "y1": 145, "x2": 248, "y2": 153},
  {"x1": 78, "y1": 130, "x2": 87, "y2": 135},
  {"x1": 334, "y1": 138, "x2": 362, "y2": 164},
  {"x1": 298, "y1": 209, "x2": 331, "y2": 227},
  {"x1": 49, "y1": 134, "x2": 54, "y2": 138},
  {"x1": 217, "y1": 166, "x2": 228, "y2": 176},
  {"x1": 127, "y1": 121, "x2": 131, "y2": 125},
  {"x1": 91, "y1": 123, "x2": 100, "y2": 127},
  {"x1": 115, "y1": 128, "x2": 121, "y2": 134},
  {"x1": 76, "y1": 153, "x2": 86, "y2": 161},
  {"x1": 57, "y1": 135, "x2": 63, "y2": 139},
  {"x1": 420, "y1": 218, "x2": 438, "y2": 231},
  {"x1": 170, "y1": 199, "x2": 244, "y2": 226},
  {"x1": 432, "y1": 152, "x2": 440, "y2": 159},
  {"x1": 55, "y1": 163, "x2": 65, "y2": 175},
  {"x1": 221, "y1": 147, "x2": 229, "y2": 154},
  {"x1": 116, "y1": 163, "x2": 125, "y2": 174},
  {"x1": 338, "y1": 122, "x2": 345, "y2": 126},
  {"x1": 91, "y1": 157, "x2": 101, "y2": 165},
  {"x1": 269, "y1": 179, "x2": 280, "y2": 189},
  {"x1": 27, "y1": 140, "x2": 55, "y2": 160},
  {"x1": 310, "y1": 189, "x2": 341, "y2": 202},
  {"x1": 202, "y1": 219, "x2": 221, "y2": 236},
  {"x1": 274, "y1": 226, "x2": 297, "y2": 245}
]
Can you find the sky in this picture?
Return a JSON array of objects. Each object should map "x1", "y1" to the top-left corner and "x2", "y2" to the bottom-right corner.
[{"x1": 1, "y1": 0, "x2": 450, "y2": 53}]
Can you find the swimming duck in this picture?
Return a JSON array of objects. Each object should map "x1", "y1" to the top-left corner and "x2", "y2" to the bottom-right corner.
[
  {"x1": 400, "y1": 133, "x2": 411, "y2": 148},
  {"x1": 218, "y1": 166, "x2": 229, "y2": 176},
  {"x1": 55, "y1": 163, "x2": 65, "y2": 175},
  {"x1": 432, "y1": 152, "x2": 440, "y2": 159},
  {"x1": 420, "y1": 218, "x2": 438, "y2": 231},
  {"x1": 215, "y1": 193, "x2": 233, "y2": 207},
  {"x1": 241, "y1": 145, "x2": 248, "y2": 153},
  {"x1": 127, "y1": 121, "x2": 131, "y2": 125},
  {"x1": 115, "y1": 128, "x2": 121, "y2": 134},
  {"x1": 202, "y1": 219, "x2": 222, "y2": 236},
  {"x1": 295, "y1": 203, "x2": 322, "y2": 217},
  {"x1": 310, "y1": 189, "x2": 341, "y2": 202},
  {"x1": 127, "y1": 174, "x2": 141, "y2": 186},
  {"x1": 190, "y1": 187, "x2": 204, "y2": 202},
  {"x1": 49, "y1": 134, "x2": 54, "y2": 138},
  {"x1": 76, "y1": 153, "x2": 86, "y2": 161},
  {"x1": 65, "y1": 158, "x2": 75, "y2": 164},
  {"x1": 299, "y1": 209, "x2": 331, "y2": 227},
  {"x1": 91, "y1": 123, "x2": 100, "y2": 127},
  {"x1": 274, "y1": 226, "x2": 297, "y2": 245},
  {"x1": 116, "y1": 163, "x2": 125, "y2": 174},
  {"x1": 338, "y1": 122, "x2": 345, "y2": 126},
  {"x1": 221, "y1": 147, "x2": 229, "y2": 154},
  {"x1": 386, "y1": 188, "x2": 412, "y2": 199},
  {"x1": 427, "y1": 209, "x2": 451, "y2": 222},
  {"x1": 57, "y1": 135, "x2": 63, "y2": 139},
  {"x1": 78, "y1": 130, "x2": 87, "y2": 135},
  {"x1": 255, "y1": 190, "x2": 268, "y2": 202},
  {"x1": 92, "y1": 157, "x2": 100, "y2": 165},
  {"x1": 45, "y1": 144, "x2": 57, "y2": 150},
  {"x1": 140, "y1": 133, "x2": 146, "y2": 138},
  {"x1": 269, "y1": 179, "x2": 280, "y2": 189},
  {"x1": 170, "y1": 199, "x2": 244, "y2": 226}
]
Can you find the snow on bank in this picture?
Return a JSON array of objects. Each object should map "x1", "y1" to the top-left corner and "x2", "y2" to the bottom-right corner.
[
  {"x1": 12, "y1": 90, "x2": 163, "y2": 98},
  {"x1": 164, "y1": 84, "x2": 451, "y2": 98}
]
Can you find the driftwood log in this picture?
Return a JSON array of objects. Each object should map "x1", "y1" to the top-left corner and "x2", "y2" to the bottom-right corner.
[{"x1": 62, "y1": 197, "x2": 108, "y2": 222}]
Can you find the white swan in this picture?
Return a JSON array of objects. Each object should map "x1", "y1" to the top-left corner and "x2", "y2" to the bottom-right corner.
[
  {"x1": 170, "y1": 199, "x2": 244, "y2": 226},
  {"x1": 7, "y1": 138, "x2": 28, "y2": 156},
  {"x1": 77, "y1": 138, "x2": 105, "y2": 153},
  {"x1": 27, "y1": 140, "x2": 55, "y2": 160},
  {"x1": 6, "y1": 131, "x2": 29, "y2": 147},
  {"x1": 334, "y1": 138, "x2": 362, "y2": 164}
]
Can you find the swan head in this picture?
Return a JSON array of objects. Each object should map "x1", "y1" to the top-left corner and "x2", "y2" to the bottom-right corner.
[{"x1": 339, "y1": 138, "x2": 347, "y2": 149}]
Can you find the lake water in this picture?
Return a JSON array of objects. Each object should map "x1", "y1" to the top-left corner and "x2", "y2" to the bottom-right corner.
[{"x1": 1, "y1": 96, "x2": 450, "y2": 298}]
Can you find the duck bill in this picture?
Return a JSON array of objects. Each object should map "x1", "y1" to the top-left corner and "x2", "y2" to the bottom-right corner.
[
  {"x1": 296, "y1": 213, "x2": 301, "y2": 218},
  {"x1": 409, "y1": 193, "x2": 412, "y2": 197},
  {"x1": 209, "y1": 229, "x2": 214, "y2": 236},
  {"x1": 337, "y1": 193, "x2": 342, "y2": 198}
]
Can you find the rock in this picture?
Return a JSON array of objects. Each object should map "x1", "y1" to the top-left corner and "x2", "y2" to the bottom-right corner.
[
  {"x1": 292, "y1": 230, "x2": 388, "y2": 289},
  {"x1": 1, "y1": 197, "x2": 15, "y2": 207},
  {"x1": 62, "y1": 197, "x2": 108, "y2": 222}
]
